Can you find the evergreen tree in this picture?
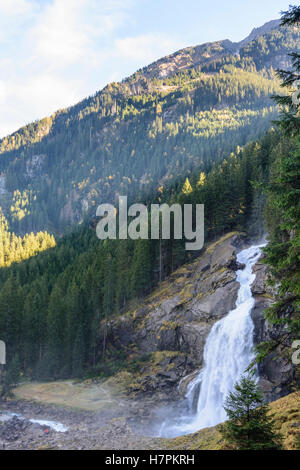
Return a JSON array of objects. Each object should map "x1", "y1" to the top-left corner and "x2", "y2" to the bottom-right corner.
[
  {"x1": 273, "y1": 5, "x2": 300, "y2": 134},
  {"x1": 130, "y1": 239, "x2": 151, "y2": 297},
  {"x1": 115, "y1": 240, "x2": 131, "y2": 309},
  {"x1": 260, "y1": 5, "x2": 300, "y2": 360},
  {"x1": 0, "y1": 354, "x2": 21, "y2": 399},
  {"x1": 23, "y1": 279, "x2": 48, "y2": 370},
  {"x1": 46, "y1": 283, "x2": 67, "y2": 377},
  {"x1": 0, "y1": 275, "x2": 24, "y2": 359},
  {"x1": 263, "y1": 139, "x2": 300, "y2": 344},
  {"x1": 220, "y1": 376, "x2": 283, "y2": 450}
]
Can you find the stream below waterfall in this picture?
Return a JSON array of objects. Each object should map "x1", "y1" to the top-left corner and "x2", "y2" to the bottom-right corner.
[
  {"x1": 0, "y1": 411, "x2": 68, "y2": 432},
  {"x1": 159, "y1": 243, "x2": 265, "y2": 437}
]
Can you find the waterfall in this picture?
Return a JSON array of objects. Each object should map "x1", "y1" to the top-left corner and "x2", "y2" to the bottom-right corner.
[{"x1": 159, "y1": 243, "x2": 264, "y2": 437}]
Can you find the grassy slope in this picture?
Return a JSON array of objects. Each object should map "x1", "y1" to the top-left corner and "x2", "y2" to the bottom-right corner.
[{"x1": 161, "y1": 391, "x2": 300, "y2": 450}]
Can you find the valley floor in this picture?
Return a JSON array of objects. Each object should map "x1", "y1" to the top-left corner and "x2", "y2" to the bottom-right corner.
[
  {"x1": 0, "y1": 381, "x2": 299, "y2": 450},
  {"x1": 0, "y1": 380, "x2": 161, "y2": 450}
]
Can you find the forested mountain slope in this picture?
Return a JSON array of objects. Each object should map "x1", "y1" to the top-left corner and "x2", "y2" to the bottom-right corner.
[
  {"x1": 0, "y1": 21, "x2": 299, "y2": 234},
  {"x1": 0, "y1": 129, "x2": 286, "y2": 380}
]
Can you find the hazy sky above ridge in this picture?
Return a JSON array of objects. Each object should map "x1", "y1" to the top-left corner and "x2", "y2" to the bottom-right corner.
[{"x1": 0, "y1": 0, "x2": 292, "y2": 138}]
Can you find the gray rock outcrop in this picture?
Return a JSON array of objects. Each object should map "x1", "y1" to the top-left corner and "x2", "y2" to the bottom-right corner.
[
  {"x1": 251, "y1": 257, "x2": 299, "y2": 402},
  {"x1": 106, "y1": 232, "x2": 248, "y2": 400}
]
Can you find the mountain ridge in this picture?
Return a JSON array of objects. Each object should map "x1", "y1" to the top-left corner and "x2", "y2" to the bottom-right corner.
[
  {"x1": 237, "y1": 19, "x2": 281, "y2": 48},
  {"x1": 0, "y1": 20, "x2": 299, "y2": 235},
  {"x1": 0, "y1": 19, "x2": 285, "y2": 142},
  {"x1": 133, "y1": 19, "x2": 282, "y2": 81}
]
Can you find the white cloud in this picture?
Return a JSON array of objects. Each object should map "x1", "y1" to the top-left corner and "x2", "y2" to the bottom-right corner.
[
  {"x1": 29, "y1": 0, "x2": 134, "y2": 67},
  {"x1": 16, "y1": 74, "x2": 82, "y2": 113},
  {"x1": 0, "y1": 0, "x2": 32, "y2": 16},
  {"x1": 0, "y1": 73, "x2": 83, "y2": 136},
  {"x1": 0, "y1": 80, "x2": 6, "y2": 103},
  {"x1": 0, "y1": 0, "x2": 133, "y2": 136},
  {"x1": 114, "y1": 33, "x2": 181, "y2": 63},
  {"x1": 0, "y1": 0, "x2": 181, "y2": 138},
  {"x1": 30, "y1": 0, "x2": 93, "y2": 66}
]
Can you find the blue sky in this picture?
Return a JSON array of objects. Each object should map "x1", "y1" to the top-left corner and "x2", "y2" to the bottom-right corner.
[{"x1": 0, "y1": 0, "x2": 292, "y2": 138}]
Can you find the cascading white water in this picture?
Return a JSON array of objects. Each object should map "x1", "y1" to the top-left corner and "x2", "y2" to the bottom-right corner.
[
  {"x1": 159, "y1": 243, "x2": 265, "y2": 437},
  {"x1": 0, "y1": 412, "x2": 68, "y2": 432}
]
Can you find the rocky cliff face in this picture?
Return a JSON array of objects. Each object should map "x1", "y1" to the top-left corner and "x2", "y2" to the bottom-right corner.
[
  {"x1": 251, "y1": 256, "x2": 299, "y2": 402},
  {"x1": 237, "y1": 19, "x2": 281, "y2": 48},
  {"x1": 106, "y1": 232, "x2": 297, "y2": 407},
  {"x1": 106, "y1": 232, "x2": 247, "y2": 401},
  {"x1": 139, "y1": 20, "x2": 282, "y2": 80}
]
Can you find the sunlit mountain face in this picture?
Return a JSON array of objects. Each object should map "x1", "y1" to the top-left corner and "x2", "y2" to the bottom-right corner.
[{"x1": 0, "y1": 21, "x2": 298, "y2": 236}]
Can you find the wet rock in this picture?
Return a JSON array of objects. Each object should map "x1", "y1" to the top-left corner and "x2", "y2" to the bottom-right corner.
[
  {"x1": 225, "y1": 257, "x2": 245, "y2": 271},
  {"x1": 258, "y1": 378, "x2": 274, "y2": 393},
  {"x1": 104, "y1": 233, "x2": 247, "y2": 401},
  {"x1": 200, "y1": 264, "x2": 210, "y2": 273},
  {"x1": 178, "y1": 369, "x2": 201, "y2": 397},
  {"x1": 251, "y1": 257, "x2": 300, "y2": 402},
  {"x1": 159, "y1": 296, "x2": 181, "y2": 316},
  {"x1": 251, "y1": 262, "x2": 268, "y2": 294}
]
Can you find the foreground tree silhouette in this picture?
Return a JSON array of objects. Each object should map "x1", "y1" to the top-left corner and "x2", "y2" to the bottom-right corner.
[
  {"x1": 258, "y1": 4, "x2": 300, "y2": 363},
  {"x1": 272, "y1": 4, "x2": 300, "y2": 134},
  {"x1": 220, "y1": 376, "x2": 283, "y2": 450}
]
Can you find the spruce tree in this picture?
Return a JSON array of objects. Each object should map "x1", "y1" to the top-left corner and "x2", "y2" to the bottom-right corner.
[
  {"x1": 115, "y1": 240, "x2": 131, "y2": 310},
  {"x1": 220, "y1": 376, "x2": 283, "y2": 450},
  {"x1": 130, "y1": 239, "x2": 151, "y2": 297},
  {"x1": 0, "y1": 354, "x2": 21, "y2": 399},
  {"x1": 261, "y1": 5, "x2": 300, "y2": 358},
  {"x1": 273, "y1": 5, "x2": 300, "y2": 134}
]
